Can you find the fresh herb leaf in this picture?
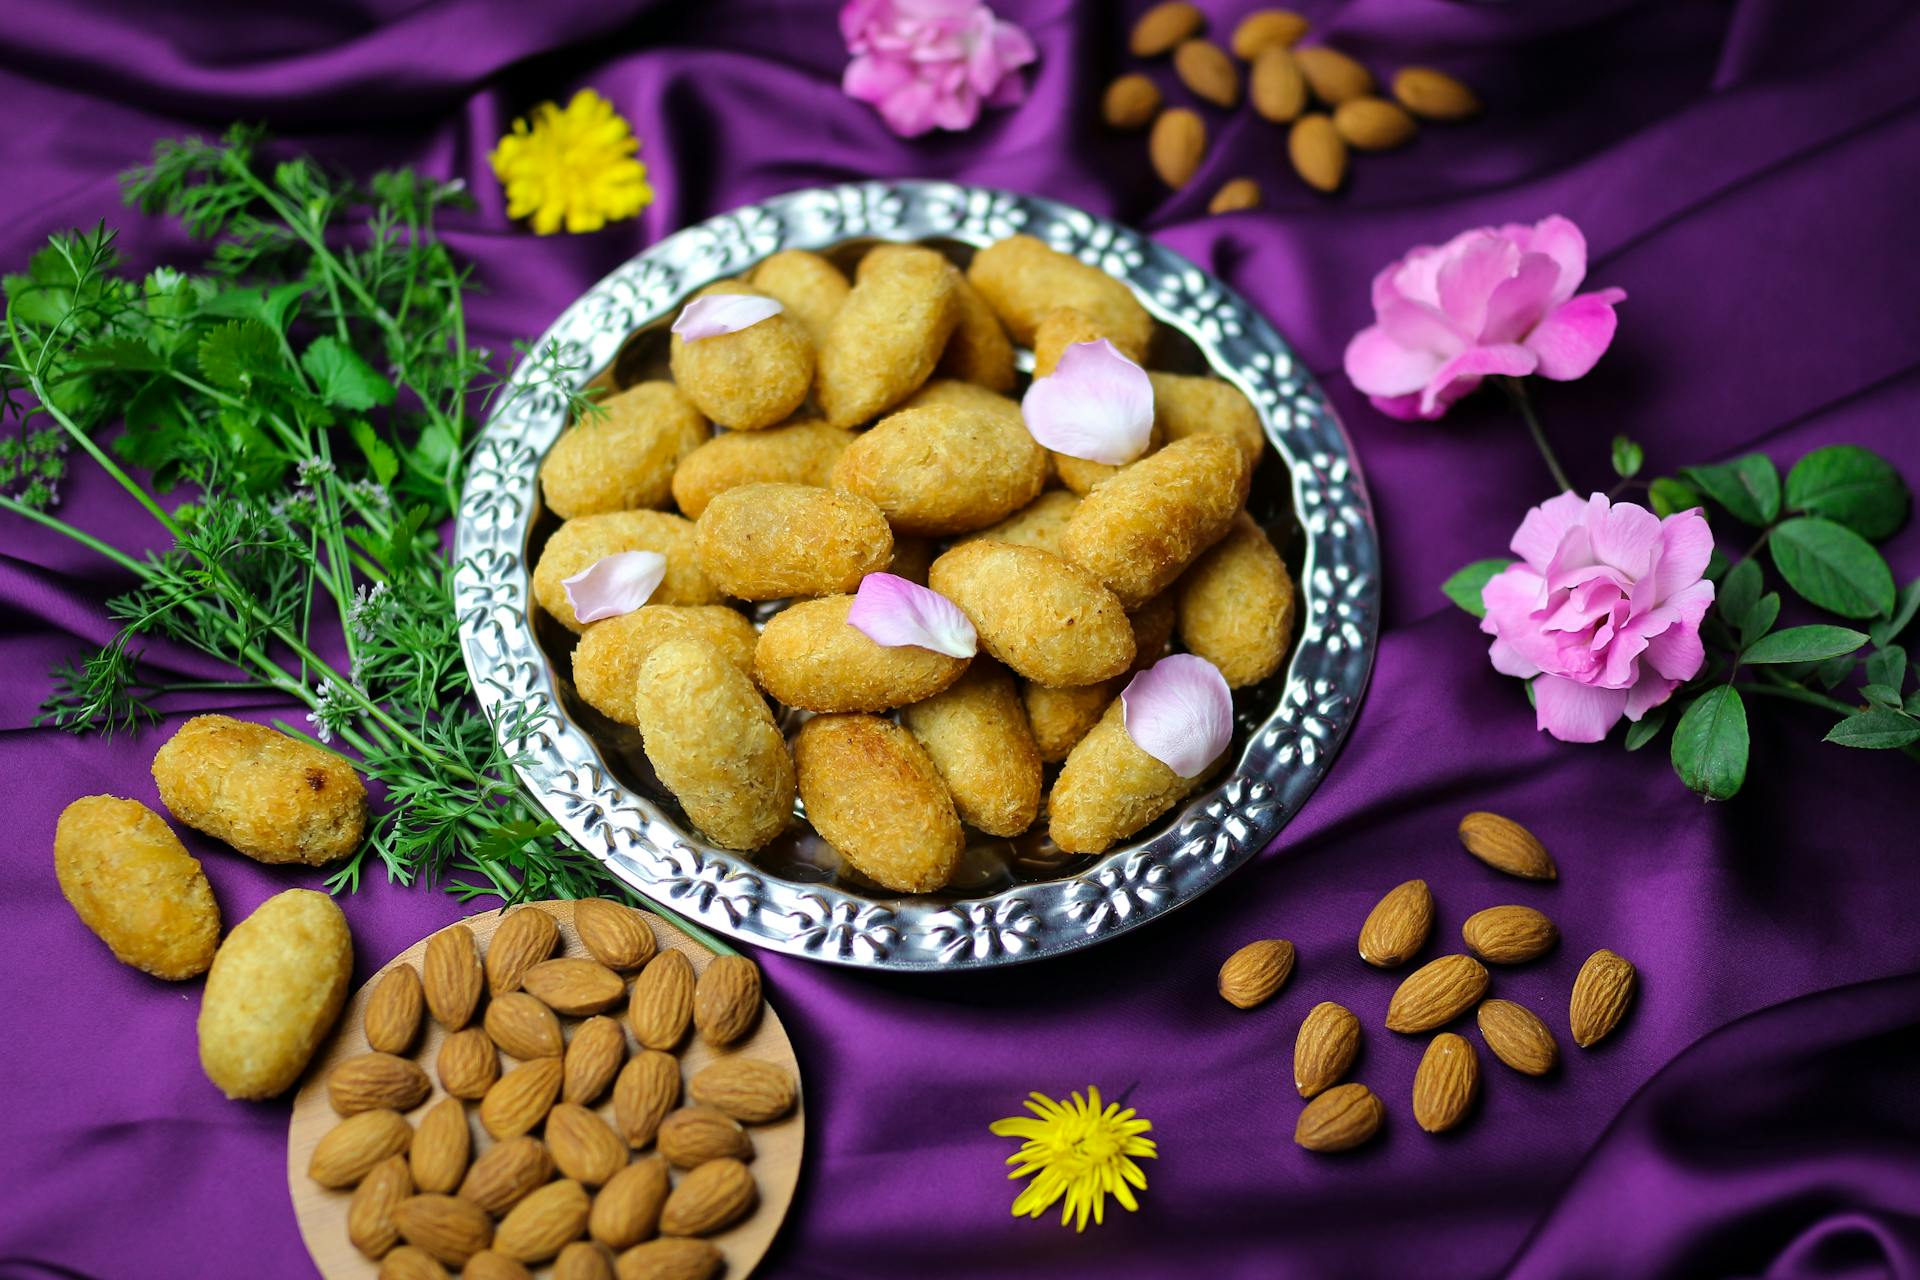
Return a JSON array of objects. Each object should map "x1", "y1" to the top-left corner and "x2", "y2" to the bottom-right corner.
[{"x1": 302, "y1": 336, "x2": 395, "y2": 411}]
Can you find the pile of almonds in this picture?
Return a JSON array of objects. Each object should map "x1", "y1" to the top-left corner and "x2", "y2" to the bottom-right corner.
[
  {"x1": 306, "y1": 900, "x2": 794, "y2": 1280},
  {"x1": 1216, "y1": 811, "x2": 1638, "y2": 1152},
  {"x1": 1104, "y1": 3, "x2": 1481, "y2": 204}
]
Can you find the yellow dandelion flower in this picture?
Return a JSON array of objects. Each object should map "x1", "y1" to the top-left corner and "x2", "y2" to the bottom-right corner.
[
  {"x1": 988, "y1": 1086, "x2": 1158, "y2": 1232},
  {"x1": 489, "y1": 88, "x2": 652, "y2": 236}
]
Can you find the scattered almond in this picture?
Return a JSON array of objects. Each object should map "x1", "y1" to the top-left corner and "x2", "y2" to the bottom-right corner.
[
  {"x1": 556, "y1": 1241, "x2": 617, "y2": 1280},
  {"x1": 1570, "y1": 949, "x2": 1636, "y2": 1048},
  {"x1": 1333, "y1": 96, "x2": 1416, "y2": 151},
  {"x1": 1230, "y1": 9, "x2": 1308, "y2": 59},
  {"x1": 628, "y1": 952, "x2": 695, "y2": 1051},
  {"x1": 564, "y1": 1015, "x2": 628, "y2": 1105},
  {"x1": 1476, "y1": 998, "x2": 1559, "y2": 1075},
  {"x1": 480, "y1": 1056, "x2": 564, "y2": 1140},
  {"x1": 330, "y1": 1052, "x2": 433, "y2": 1116},
  {"x1": 1149, "y1": 108, "x2": 1207, "y2": 189},
  {"x1": 1385, "y1": 954, "x2": 1489, "y2": 1033},
  {"x1": 423, "y1": 924, "x2": 484, "y2": 1030},
  {"x1": 379, "y1": 1245, "x2": 451, "y2": 1280},
  {"x1": 437, "y1": 1027, "x2": 500, "y2": 1100},
  {"x1": 1287, "y1": 114, "x2": 1347, "y2": 193},
  {"x1": 589, "y1": 1156, "x2": 671, "y2": 1250},
  {"x1": 465, "y1": 1252, "x2": 535, "y2": 1280},
  {"x1": 614, "y1": 1050, "x2": 683, "y2": 1148},
  {"x1": 575, "y1": 899, "x2": 658, "y2": 972},
  {"x1": 658, "y1": 1105, "x2": 754, "y2": 1168},
  {"x1": 1294, "y1": 45, "x2": 1374, "y2": 104},
  {"x1": 1173, "y1": 39, "x2": 1239, "y2": 108},
  {"x1": 487, "y1": 908, "x2": 560, "y2": 995},
  {"x1": 312, "y1": 1108, "x2": 415, "y2": 1188},
  {"x1": 1130, "y1": 1, "x2": 1203, "y2": 57},
  {"x1": 494, "y1": 1178, "x2": 591, "y2": 1264},
  {"x1": 393, "y1": 1193, "x2": 492, "y2": 1266},
  {"x1": 409, "y1": 1096, "x2": 472, "y2": 1194},
  {"x1": 1208, "y1": 178, "x2": 1261, "y2": 215},
  {"x1": 1217, "y1": 938, "x2": 1296, "y2": 1009},
  {"x1": 660, "y1": 1158, "x2": 757, "y2": 1236},
  {"x1": 1462, "y1": 905, "x2": 1559, "y2": 964},
  {"x1": 459, "y1": 1135, "x2": 554, "y2": 1216},
  {"x1": 689, "y1": 1057, "x2": 796, "y2": 1123},
  {"x1": 1292, "y1": 1001, "x2": 1360, "y2": 1098},
  {"x1": 487, "y1": 991, "x2": 566, "y2": 1061},
  {"x1": 1393, "y1": 66, "x2": 1481, "y2": 121},
  {"x1": 1411, "y1": 1032, "x2": 1479, "y2": 1133},
  {"x1": 1102, "y1": 73, "x2": 1163, "y2": 130},
  {"x1": 365, "y1": 964, "x2": 425, "y2": 1055},
  {"x1": 1249, "y1": 47, "x2": 1307, "y2": 123},
  {"x1": 1294, "y1": 1082, "x2": 1383, "y2": 1152},
  {"x1": 1457, "y1": 811, "x2": 1557, "y2": 880},
  {"x1": 548, "y1": 1102, "x2": 632, "y2": 1187},
  {"x1": 693, "y1": 954, "x2": 762, "y2": 1047},
  {"x1": 525, "y1": 957, "x2": 626, "y2": 1017},
  {"x1": 1357, "y1": 878, "x2": 1434, "y2": 968},
  {"x1": 614, "y1": 1238, "x2": 722, "y2": 1280},
  {"x1": 348, "y1": 1154, "x2": 413, "y2": 1259}
]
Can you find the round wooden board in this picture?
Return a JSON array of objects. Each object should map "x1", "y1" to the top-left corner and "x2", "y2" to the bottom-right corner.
[{"x1": 288, "y1": 901, "x2": 804, "y2": 1278}]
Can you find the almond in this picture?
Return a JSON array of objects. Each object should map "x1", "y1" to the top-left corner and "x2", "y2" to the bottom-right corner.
[
  {"x1": 1230, "y1": 8, "x2": 1308, "y2": 59},
  {"x1": 575, "y1": 899, "x2": 659, "y2": 972},
  {"x1": 693, "y1": 954, "x2": 761, "y2": 1047},
  {"x1": 495, "y1": 1178, "x2": 591, "y2": 1263},
  {"x1": 1294, "y1": 45, "x2": 1374, "y2": 104},
  {"x1": 1476, "y1": 998, "x2": 1559, "y2": 1075},
  {"x1": 660, "y1": 1158, "x2": 757, "y2": 1236},
  {"x1": 1294, "y1": 1082, "x2": 1383, "y2": 1152},
  {"x1": 487, "y1": 991, "x2": 566, "y2": 1061},
  {"x1": 465, "y1": 1252, "x2": 535, "y2": 1280},
  {"x1": 311, "y1": 1108, "x2": 414, "y2": 1188},
  {"x1": 1292, "y1": 1001, "x2": 1360, "y2": 1098},
  {"x1": 1101, "y1": 73, "x2": 1162, "y2": 131},
  {"x1": 658, "y1": 1105, "x2": 754, "y2": 1168},
  {"x1": 614, "y1": 1238, "x2": 722, "y2": 1280},
  {"x1": 1392, "y1": 66, "x2": 1481, "y2": 121},
  {"x1": 628, "y1": 952, "x2": 695, "y2": 1051},
  {"x1": 459, "y1": 1135, "x2": 554, "y2": 1216},
  {"x1": 556, "y1": 1241, "x2": 617, "y2": 1280},
  {"x1": 348, "y1": 1154, "x2": 413, "y2": 1259},
  {"x1": 1249, "y1": 47, "x2": 1307, "y2": 123},
  {"x1": 1217, "y1": 938, "x2": 1295, "y2": 1009},
  {"x1": 1411, "y1": 1032, "x2": 1479, "y2": 1133},
  {"x1": 1173, "y1": 39, "x2": 1239, "y2": 108},
  {"x1": 437, "y1": 1027, "x2": 500, "y2": 1100},
  {"x1": 565, "y1": 1015, "x2": 628, "y2": 1105},
  {"x1": 589, "y1": 1156, "x2": 671, "y2": 1249},
  {"x1": 1208, "y1": 178, "x2": 1262, "y2": 215},
  {"x1": 526, "y1": 957, "x2": 626, "y2": 1017},
  {"x1": 688, "y1": 1057, "x2": 795, "y2": 1123},
  {"x1": 379, "y1": 1246, "x2": 451, "y2": 1280},
  {"x1": 1149, "y1": 108, "x2": 1207, "y2": 189},
  {"x1": 1461, "y1": 905, "x2": 1558, "y2": 964},
  {"x1": 1458, "y1": 811, "x2": 1557, "y2": 880},
  {"x1": 1357, "y1": 879, "x2": 1433, "y2": 968},
  {"x1": 1385, "y1": 954, "x2": 1489, "y2": 1033},
  {"x1": 488, "y1": 907, "x2": 560, "y2": 995},
  {"x1": 424, "y1": 924, "x2": 484, "y2": 1030},
  {"x1": 365, "y1": 964, "x2": 425, "y2": 1055},
  {"x1": 1570, "y1": 949, "x2": 1636, "y2": 1048},
  {"x1": 393, "y1": 1193, "x2": 492, "y2": 1266},
  {"x1": 1287, "y1": 114, "x2": 1346, "y2": 193},
  {"x1": 480, "y1": 1056, "x2": 564, "y2": 1140},
  {"x1": 1332, "y1": 95, "x2": 1416, "y2": 151},
  {"x1": 614, "y1": 1050, "x2": 683, "y2": 1147},
  {"x1": 549, "y1": 1102, "x2": 631, "y2": 1186},
  {"x1": 408, "y1": 1096, "x2": 471, "y2": 1195},
  {"x1": 330, "y1": 1052, "x2": 432, "y2": 1116},
  {"x1": 1130, "y1": 0, "x2": 1203, "y2": 57}
]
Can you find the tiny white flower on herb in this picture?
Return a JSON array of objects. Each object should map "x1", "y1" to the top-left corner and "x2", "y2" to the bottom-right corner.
[
  {"x1": 305, "y1": 678, "x2": 348, "y2": 745},
  {"x1": 295, "y1": 456, "x2": 335, "y2": 485},
  {"x1": 562, "y1": 550, "x2": 666, "y2": 623},
  {"x1": 1120, "y1": 654, "x2": 1233, "y2": 778},
  {"x1": 1020, "y1": 339, "x2": 1155, "y2": 465},
  {"x1": 845, "y1": 573, "x2": 977, "y2": 658},
  {"x1": 671, "y1": 294, "x2": 785, "y2": 343},
  {"x1": 348, "y1": 582, "x2": 391, "y2": 644}
]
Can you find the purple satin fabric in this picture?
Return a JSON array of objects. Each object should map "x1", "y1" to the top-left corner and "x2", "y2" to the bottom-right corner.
[{"x1": 3, "y1": 2, "x2": 1919, "y2": 1277}]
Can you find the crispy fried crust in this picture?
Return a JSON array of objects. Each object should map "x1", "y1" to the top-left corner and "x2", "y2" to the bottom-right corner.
[
  {"x1": 152, "y1": 715, "x2": 366, "y2": 865},
  {"x1": 959, "y1": 489, "x2": 1082, "y2": 555},
  {"x1": 533, "y1": 510, "x2": 720, "y2": 632},
  {"x1": 792, "y1": 714, "x2": 963, "y2": 892},
  {"x1": 1061, "y1": 434, "x2": 1250, "y2": 608},
  {"x1": 937, "y1": 272, "x2": 1016, "y2": 391},
  {"x1": 54, "y1": 795, "x2": 220, "y2": 980},
  {"x1": 668, "y1": 283, "x2": 814, "y2": 430},
  {"x1": 539, "y1": 381, "x2": 709, "y2": 518},
  {"x1": 1149, "y1": 370, "x2": 1265, "y2": 465},
  {"x1": 966, "y1": 234, "x2": 1153, "y2": 358},
  {"x1": 1023, "y1": 679, "x2": 1117, "y2": 763},
  {"x1": 927, "y1": 540, "x2": 1134, "y2": 687},
  {"x1": 1049, "y1": 700, "x2": 1202, "y2": 854},
  {"x1": 693, "y1": 483, "x2": 892, "y2": 601},
  {"x1": 669, "y1": 421, "x2": 856, "y2": 520},
  {"x1": 749, "y1": 250, "x2": 850, "y2": 349},
  {"x1": 198, "y1": 889, "x2": 353, "y2": 1099},
  {"x1": 901, "y1": 660, "x2": 1042, "y2": 837},
  {"x1": 829, "y1": 403, "x2": 1047, "y2": 536},
  {"x1": 572, "y1": 605, "x2": 759, "y2": 725},
  {"x1": 816, "y1": 246, "x2": 958, "y2": 427},
  {"x1": 753, "y1": 595, "x2": 969, "y2": 713},
  {"x1": 1176, "y1": 512, "x2": 1296, "y2": 687}
]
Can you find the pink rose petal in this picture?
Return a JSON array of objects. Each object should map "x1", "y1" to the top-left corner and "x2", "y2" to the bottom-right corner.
[
  {"x1": 1020, "y1": 339, "x2": 1155, "y2": 465},
  {"x1": 846, "y1": 572, "x2": 977, "y2": 658},
  {"x1": 1120, "y1": 654, "x2": 1234, "y2": 779},
  {"x1": 562, "y1": 551, "x2": 666, "y2": 623},
  {"x1": 671, "y1": 294, "x2": 786, "y2": 342}
]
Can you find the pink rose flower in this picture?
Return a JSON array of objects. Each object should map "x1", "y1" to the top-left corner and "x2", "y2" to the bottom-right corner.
[
  {"x1": 1344, "y1": 215, "x2": 1627, "y2": 421},
  {"x1": 839, "y1": 0, "x2": 1037, "y2": 137},
  {"x1": 1481, "y1": 493, "x2": 1714, "y2": 744}
]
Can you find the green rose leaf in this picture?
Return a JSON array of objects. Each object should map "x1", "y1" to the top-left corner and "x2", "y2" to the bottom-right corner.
[
  {"x1": 1623, "y1": 705, "x2": 1670, "y2": 752},
  {"x1": 1611, "y1": 435, "x2": 1644, "y2": 480},
  {"x1": 1441, "y1": 559, "x2": 1513, "y2": 619},
  {"x1": 1824, "y1": 708, "x2": 1920, "y2": 750},
  {"x1": 1738, "y1": 593, "x2": 1780, "y2": 648},
  {"x1": 1683, "y1": 455, "x2": 1781, "y2": 527},
  {"x1": 1861, "y1": 683, "x2": 1902, "y2": 710},
  {"x1": 1740, "y1": 625, "x2": 1868, "y2": 665},
  {"x1": 1769, "y1": 517, "x2": 1896, "y2": 619},
  {"x1": 1670, "y1": 686, "x2": 1749, "y2": 801},
  {"x1": 1865, "y1": 645, "x2": 1907, "y2": 692},
  {"x1": 1869, "y1": 579, "x2": 1920, "y2": 648},
  {"x1": 1815, "y1": 652, "x2": 1860, "y2": 690},
  {"x1": 1784, "y1": 444, "x2": 1910, "y2": 541},
  {"x1": 1718, "y1": 558, "x2": 1761, "y2": 626},
  {"x1": 1649, "y1": 476, "x2": 1705, "y2": 519}
]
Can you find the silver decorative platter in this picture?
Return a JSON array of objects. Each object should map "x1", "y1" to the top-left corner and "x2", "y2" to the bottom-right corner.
[{"x1": 455, "y1": 181, "x2": 1378, "y2": 971}]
